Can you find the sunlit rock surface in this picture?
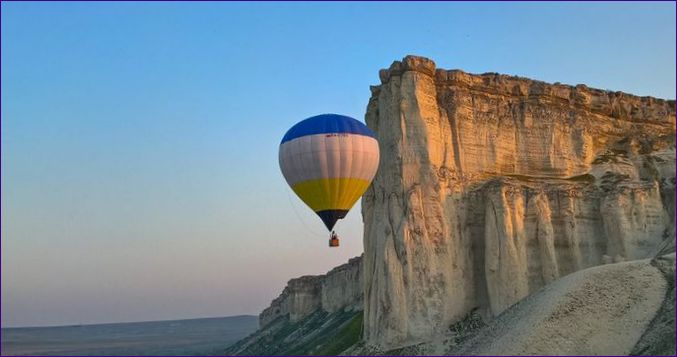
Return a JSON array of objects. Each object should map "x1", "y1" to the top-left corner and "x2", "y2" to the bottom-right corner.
[{"x1": 362, "y1": 55, "x2": 676, "y2": 347}]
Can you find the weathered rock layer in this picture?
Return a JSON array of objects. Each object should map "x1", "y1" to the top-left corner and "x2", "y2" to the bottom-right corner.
[
  {"x1": 259, "y1": 256, "x2": 362, "y2": 329},
  {"x1": 362, "y1": 55, "x2": 676, "y2": 347}
]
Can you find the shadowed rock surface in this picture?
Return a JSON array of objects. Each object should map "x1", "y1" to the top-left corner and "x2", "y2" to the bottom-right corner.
[{"x1": 631, "y1": 254, "x2": 676, "y2": 356}]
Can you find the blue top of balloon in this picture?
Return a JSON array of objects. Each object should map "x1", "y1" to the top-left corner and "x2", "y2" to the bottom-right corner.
[{"x1": 281, "y1": 114, "x2": 376, "y2": 144}]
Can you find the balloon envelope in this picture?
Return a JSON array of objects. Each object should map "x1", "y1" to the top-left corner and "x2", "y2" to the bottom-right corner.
[{"x1": 279, "y1": 114, "x2": 380, "y2": 231}]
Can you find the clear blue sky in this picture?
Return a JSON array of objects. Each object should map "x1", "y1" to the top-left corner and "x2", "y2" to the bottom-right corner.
[{"x1": 1, "y1": 1, "x2": 674, "y2": 327}]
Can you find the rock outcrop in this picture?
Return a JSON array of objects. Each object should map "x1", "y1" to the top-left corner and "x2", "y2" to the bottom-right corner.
[
  {"x1": 259, "y1": 256, "x2": 362, "y2": 329},
  {"x1": 226, "y1": 256, "x2": 363, "y2": 355},
  {"x1": 362, "y1": 55, "x2": 676, "y2": 347},
  {"x1": 321, "y1": 256, "x2": 363, "y2": 313},
  {"x1": 259, "y1": 275, "x2": 322, "y2": 327}
]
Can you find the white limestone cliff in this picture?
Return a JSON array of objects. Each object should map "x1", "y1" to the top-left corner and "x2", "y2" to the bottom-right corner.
[
  {"x1": 259, "y1": 255, "x2": 362, "y2": 328},
  {"x1": 361, "y1": 55, "x2": 676, "y2": 347}
]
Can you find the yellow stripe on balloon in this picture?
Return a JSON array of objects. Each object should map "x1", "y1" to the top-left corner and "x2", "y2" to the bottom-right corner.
[{"x1": 291, "y1": 178, "x2": 372, "y2": 212}]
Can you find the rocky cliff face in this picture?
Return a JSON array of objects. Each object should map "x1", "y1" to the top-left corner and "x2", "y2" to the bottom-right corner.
[
  {"x1": 227, "y1": 256, "x2": 364, "y2": 355},
  {"x1": 321, "y1": 256, "x2": 364, "y2": 313},
  {"x1": 362, "y1": 55, "x2": 676, "y2": 347},
  {"x1": 259, "y1": 256, "x2": 362, "y2": 329}
]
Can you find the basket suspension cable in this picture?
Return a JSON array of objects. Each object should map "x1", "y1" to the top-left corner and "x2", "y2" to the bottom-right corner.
[{"x1": 285, "y1": 188, "x2": 325, "y2": 237}]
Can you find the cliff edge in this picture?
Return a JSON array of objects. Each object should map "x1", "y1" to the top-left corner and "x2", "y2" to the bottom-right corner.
[{"x1": 362, "y1": 55, "x2": 675, "y2": 347}]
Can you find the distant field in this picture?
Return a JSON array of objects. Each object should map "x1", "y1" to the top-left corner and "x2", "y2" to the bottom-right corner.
[{"x1": 1, "y1": 315, "x2": 258, "y2": 356}]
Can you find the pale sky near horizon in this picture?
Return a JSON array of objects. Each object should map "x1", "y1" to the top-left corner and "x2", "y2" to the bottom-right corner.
[{"x1": 1, "y1": 1, "x2": 675, "y2": 328}]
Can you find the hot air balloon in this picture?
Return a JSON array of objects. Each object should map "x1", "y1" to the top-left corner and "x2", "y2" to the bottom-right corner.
[{"x1": 279, "y1": 114, "x2": 380, "y2": 247}]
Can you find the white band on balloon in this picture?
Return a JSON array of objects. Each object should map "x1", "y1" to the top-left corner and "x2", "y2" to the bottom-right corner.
[{"x1": 279, "y1": 133, "x2": 380, "y2": 186}]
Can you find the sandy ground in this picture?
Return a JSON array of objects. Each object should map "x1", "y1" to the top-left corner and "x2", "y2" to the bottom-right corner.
[{"x1": 445, "y1": 256, "x2": 671, "y2": 355}]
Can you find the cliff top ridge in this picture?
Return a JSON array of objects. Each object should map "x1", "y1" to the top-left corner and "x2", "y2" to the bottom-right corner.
[{"x1": 375, "y1": 55, "x2": 675, "y2": 122}]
